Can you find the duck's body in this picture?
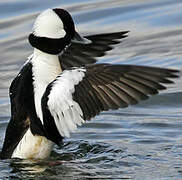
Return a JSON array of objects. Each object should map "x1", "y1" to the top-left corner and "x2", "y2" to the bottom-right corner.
[
  {"x1": 0, "y1": 8, "x2": 179, "y2": 159},
  {"x1": 12, "y1": 128, "x2": 53, "y2": 159},
  {"x1": 11, "y1": 49, "x2": 61, "y2": 159}
]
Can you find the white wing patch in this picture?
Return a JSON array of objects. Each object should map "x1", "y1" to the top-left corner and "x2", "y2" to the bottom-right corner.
[{"x1": 47, "y1": 68, "x2": 86, "y2": 137}]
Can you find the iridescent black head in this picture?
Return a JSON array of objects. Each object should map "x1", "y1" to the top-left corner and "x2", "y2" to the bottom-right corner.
[{"x1": 28, "y1": 8, "x2": 75, "y2": 54}]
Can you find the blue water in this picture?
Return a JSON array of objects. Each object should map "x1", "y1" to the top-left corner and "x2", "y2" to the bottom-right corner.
[{"x1": 0, "y1": 0, "x2": 182, "y2": 179}]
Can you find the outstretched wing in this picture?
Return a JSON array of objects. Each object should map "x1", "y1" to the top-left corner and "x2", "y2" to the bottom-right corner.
[
  {"x1": 59, "y1": 31, "x2": 129, "y2": 70},
  {"x1": 41, "y1": 64, "x2": 179, "y2": 145}
]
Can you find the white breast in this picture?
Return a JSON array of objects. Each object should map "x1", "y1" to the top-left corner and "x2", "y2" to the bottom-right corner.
[{"x1": 32, "y1": 49, "x2": 62, "y2": 123}]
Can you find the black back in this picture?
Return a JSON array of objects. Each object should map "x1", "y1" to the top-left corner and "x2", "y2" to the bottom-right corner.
[{"x1": 0, "y1": 62, "x2": 44, "y2": 159}]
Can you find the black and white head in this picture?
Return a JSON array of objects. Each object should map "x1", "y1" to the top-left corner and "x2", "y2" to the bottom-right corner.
[{"x1": 29, "y1": 8, "x2": 90, "y2": 55}]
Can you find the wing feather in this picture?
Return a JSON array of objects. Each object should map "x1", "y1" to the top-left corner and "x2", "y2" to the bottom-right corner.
[
  {"x1": 41, "y1": 64, "x2": 179, "y2": 144},
  {"x1": 59, "y1": 31, "x2": 129, "y2": 70}
]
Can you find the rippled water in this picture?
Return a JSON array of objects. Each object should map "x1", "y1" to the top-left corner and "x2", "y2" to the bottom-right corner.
[{"x1": 0, "y1": 0, "x2": 182, "y2": 179}]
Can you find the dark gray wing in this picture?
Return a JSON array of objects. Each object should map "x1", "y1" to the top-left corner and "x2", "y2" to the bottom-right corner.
[
  {"x1": 41, "y1": 64, "x2": 179, "y2": 145},
  {"x1": 59, "y1": 31, "x2": 129, "y2": 70},
  {"x1": 73, "y1": 64, "x2": 179, "y2": 120}
]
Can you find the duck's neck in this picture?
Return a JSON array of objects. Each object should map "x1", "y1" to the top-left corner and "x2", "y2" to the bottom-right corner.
[
  {"x1": 33, "y1": 48, "x2": 61, "y2": 68},
  {"x1": 32, "y1": 48, "x2": 62, "y2": 123}
]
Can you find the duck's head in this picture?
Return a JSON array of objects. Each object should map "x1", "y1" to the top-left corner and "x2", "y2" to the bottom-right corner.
[{"x1": 29, "y1": 8, "x2": 90, "y2": 55}]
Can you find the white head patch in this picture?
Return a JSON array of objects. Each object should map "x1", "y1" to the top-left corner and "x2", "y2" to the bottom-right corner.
[{"x1": 33, "y1": 9, "x2": 66, "y2": 38}]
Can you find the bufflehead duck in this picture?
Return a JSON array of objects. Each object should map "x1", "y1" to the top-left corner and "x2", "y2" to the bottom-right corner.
[{"x1": 0, "y1": 8, "x2": 179, "y2": 159}]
